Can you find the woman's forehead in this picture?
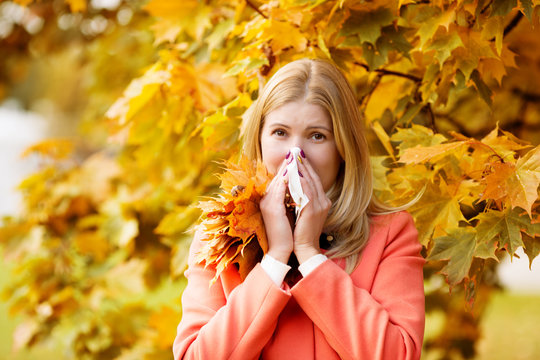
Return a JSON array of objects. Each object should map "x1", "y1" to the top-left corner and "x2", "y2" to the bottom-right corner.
[{"x1": 264, "y1": 101, "x2": 331, "y2": 125}]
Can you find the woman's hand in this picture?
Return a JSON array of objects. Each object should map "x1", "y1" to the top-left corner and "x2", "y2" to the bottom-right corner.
[
  {"x1": 260, "y1": 158, "x2": 293, "y2": 264},
  {"x1": 293, "y1": 154, "x2": 331, "y2": 264}
]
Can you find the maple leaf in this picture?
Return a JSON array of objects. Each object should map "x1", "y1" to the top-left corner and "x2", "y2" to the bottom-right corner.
[
  {"x1": 426, "y1": 26, "x2": 464, "y2": 65},
  {"x1": 473, "y1": 208, "x2": 536, "y2": 259},
  {"x1": 264, "y1": 19, "x2": 307, "y2": 54},
  {"x1": 416, "y1": 5, "x2": 456, "y2": 48},
  {"x1": 340, "y1": 7, "x2": 394, "y2": 45},
  {"x1": 391, "y1": 124, "x2": 448, "y2": 157},
  {"x1": 522, "y1": 233, "x2": 540, "y2": 269},
  {"x1": 480, "y1": 145, "x2": 540, "y2": 215},
  {"x1": 22, "y1": 138, "x2": 74, "y2": 159},
  {"x1": 409, "y1": 178, "x2": 467, "y2": 246},
  {"x1": 195, "y1": 157, "x2": 271, "y2": 283},
  {"x1": 106, "y1": 64, "x2": 170, "y2": 126},
  {"x1": 480, "y1": 125, "x2": 531, "y2": 158},
  {"x1": 399, "y1": 140, "x2": 468, "y2": 164},
  {"x1": 428, "y1": 227, "x2": 476, "y2": 285}
]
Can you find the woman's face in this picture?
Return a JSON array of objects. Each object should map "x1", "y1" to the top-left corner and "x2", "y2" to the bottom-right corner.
[{"x1": 260, "y1": 100, "x2": 343, "y2": 192}]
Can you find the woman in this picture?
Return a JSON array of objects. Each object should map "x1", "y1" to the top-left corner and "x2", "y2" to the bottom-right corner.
[{"x1": 173, "y1": 59, "x2": 425, "y2": 360}]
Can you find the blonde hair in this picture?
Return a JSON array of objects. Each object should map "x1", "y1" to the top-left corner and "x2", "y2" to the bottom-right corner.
[{"x1": 241, "y1": 59, "x2": 397, "y2": 273}]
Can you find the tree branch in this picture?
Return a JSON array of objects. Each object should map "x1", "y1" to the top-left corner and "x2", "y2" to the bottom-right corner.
[
  {"x1": 245, "y1": 0, "x2": 268, "y2": 19},
  {"x1": 503, "y1": 12, "x2": 523, "y2": 37},
  {"x1": 355, "y1": 62, "x2": 422, "y2": 82},
  {"x1": 512, "y1": 88, "x2": 540, "y2": 102}
]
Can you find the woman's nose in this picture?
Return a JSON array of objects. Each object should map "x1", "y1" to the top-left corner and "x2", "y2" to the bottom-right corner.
[{"x1": 284, "y1": 145, "x2": 306, "y2": 162}]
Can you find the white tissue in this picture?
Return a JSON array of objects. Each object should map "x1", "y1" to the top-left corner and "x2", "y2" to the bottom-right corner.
[{"x1": 286, "y1": 147, "x2": 309, "y2": 217}]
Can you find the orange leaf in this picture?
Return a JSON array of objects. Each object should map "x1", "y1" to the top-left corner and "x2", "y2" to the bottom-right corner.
[
  {"x1": 227, "y1": 197, "x2": 268, "y2": 252},
  {"x1": 480, "y1": 161, "x2": 515, "y2": 202},
  {"x1": 196, "y1": 157, "x2": 271, "y2": 283},
  {"x1": 480, "y1": 146, "x2": 540, "y2": 215}
]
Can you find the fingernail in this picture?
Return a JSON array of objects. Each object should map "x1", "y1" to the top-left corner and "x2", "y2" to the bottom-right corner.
[
  {"x1": 298, "y1": 170, "x2": 303, "y2": 177},
  {"x1": 286, "y1": 150, "x2": 291, "y2": 159},
  {"x1": 283, "y1": 168, "x2": 287, "y2": 176},
  {"x1": 287, "y1": 156, "x2": 293, "y2": 164},
  {"x1": 297, "y1": 155, "x2": 303, "y2": 164},
  {"x1": 300, "y1": 149, "x2": 306, "y2": 158}
]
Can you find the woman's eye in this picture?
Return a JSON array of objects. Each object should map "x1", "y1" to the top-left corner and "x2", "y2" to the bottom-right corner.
[
  {"x1": 272, "y1": 129, "x2": 286, "y2": 136},
  {"x1": 311, "y1": 133, "x2": 326, "y2": 140}
]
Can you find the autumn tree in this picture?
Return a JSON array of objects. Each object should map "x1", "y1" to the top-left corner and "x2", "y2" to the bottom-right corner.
[{"x1": 1, "y1": 0, "x2": 540, "y2": 359}]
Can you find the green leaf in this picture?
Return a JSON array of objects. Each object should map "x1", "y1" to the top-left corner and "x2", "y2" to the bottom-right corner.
[
  {"x1": 397, "y1": 103, "x2": 423, "y2": 126},
  {"x1": 419, "y1": 63, "x2": 440, "y2": 101},
  {"x1": 522, "y1": 233, "x2": 540, "y2": 269},
  {"x1": 224, "y1": 58, "x2": 269, "y2": 77},
  {"x1": 427, "y1": 31, "x2": 464, "y2": 65},
  {"x1": 428, "y1": 227, "x2": 476, "y2": 285},
  {"x1": 391, "y1": 124, "x2": 448, "y2": 157},
  {"x1": 377, "y1": 26, "x2": 413, "y2": 60},
  {"x1": 491, "y1": 0, "x2": 518, "y2": 16},
  {"x1": 471, "y1": 70, "x2": 493, "y2": 106},
  {"x1": 340, "y1": 8, "x2": 394, "y2": 45},
  {"x1": 206, "y1": 18, "x2": 235, "y2": 51},
  {"x1": 362, "y1": 42, "x2": 387, "y2": 70},
  {"x1": 194, "y1": 111, "x2": 241, "y2": 152},
  {"x1": 474, "y1": 208, "x2": 538, "y2": 257},
  {"x1": 519, "y1": 0, "x2": 533, "y2": 21},
  {"x1": 416, "y1": 6, "x2": 455, "y2": 48},
  {"x1": 371, "y1": 156, "x2": 392, "y2": 193}
]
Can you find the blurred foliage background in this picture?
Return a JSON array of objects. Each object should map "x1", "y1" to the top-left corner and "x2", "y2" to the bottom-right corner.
[{"x1": 1, "y1": 0, "x2": 540, "y2": 359}]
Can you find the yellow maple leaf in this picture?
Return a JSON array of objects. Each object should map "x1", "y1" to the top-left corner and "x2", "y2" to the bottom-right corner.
[
  {"x1": 399, "y1": 140, "x2": 468, "y2": 164},
  {"x1": 409, "y1": 177, "x2": 467, "y2": 245},
  {"x1": 22, "y1": 138, "x2": 74, "y2": 159},
  {"x1": 263, "y1": 19, "x2": 307, "y2": 54}
]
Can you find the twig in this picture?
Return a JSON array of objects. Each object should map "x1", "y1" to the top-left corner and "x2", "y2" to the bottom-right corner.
[
  {"x1": 503, "y1": 12, "x2": 523, "y2": 37},
  {"x1": 355, "y1": 62, "x2": 421, "y2": 82},
  {"x1": 246, "y1": 0, "x2": 267, "y2": 19}
]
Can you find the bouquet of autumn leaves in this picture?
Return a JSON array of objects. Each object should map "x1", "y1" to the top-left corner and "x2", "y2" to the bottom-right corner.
[{"x1": 195, "y1": 157, "x2": 273, "y2": 283}]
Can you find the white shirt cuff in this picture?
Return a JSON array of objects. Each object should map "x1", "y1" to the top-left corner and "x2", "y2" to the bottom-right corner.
[
  {"x1": 260, "y1": 254, "x2": 291, "y2": 286},
  {"x1": 298, "y1": 254, "x2": 328, "y2": 277}
]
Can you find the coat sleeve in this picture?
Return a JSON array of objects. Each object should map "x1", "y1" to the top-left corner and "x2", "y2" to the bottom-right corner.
[
  {"x1": 173, "y1": 232, "x2": 291, "y2": 360},
  {"x1": 290, "y1": 211, "x2": 425, "y2": 360}
]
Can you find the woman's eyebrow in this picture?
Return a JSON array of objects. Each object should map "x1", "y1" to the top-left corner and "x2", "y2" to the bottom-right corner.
[
  {"x1": 306, "y1": 125, "x2": 332, "y2": 132},
  {"x1": 267, "y1": 122, "x2": 291, "y2": 128}
]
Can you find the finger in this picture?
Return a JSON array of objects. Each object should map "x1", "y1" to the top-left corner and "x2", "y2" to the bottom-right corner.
[
  {"x1": 296, "y1": 157, "x2": 318, "y2": 201},
  {"x1": 298, "y1": 155, "x2": 325, "y2": 199},
  {"x1": 266, "y1": 158, "x2": 289, "y2": 192}
]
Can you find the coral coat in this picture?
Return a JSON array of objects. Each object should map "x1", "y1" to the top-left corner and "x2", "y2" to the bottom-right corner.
[{"x1": 173, "y1": 211, "x2": 425, "y2": 360}]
